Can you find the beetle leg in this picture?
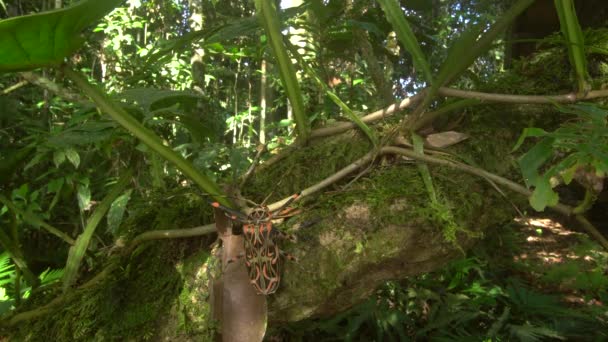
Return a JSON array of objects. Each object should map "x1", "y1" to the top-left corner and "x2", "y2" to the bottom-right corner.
[{"x1": 279, "y1": 250, "x2": 297, "y2": 262}]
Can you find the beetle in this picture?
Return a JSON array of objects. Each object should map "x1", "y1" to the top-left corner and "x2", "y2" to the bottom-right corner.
[{"x1": 208, "y1": 193, "x2": 299, "y2": 295}]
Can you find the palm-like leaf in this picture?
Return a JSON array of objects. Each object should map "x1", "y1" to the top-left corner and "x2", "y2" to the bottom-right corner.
[
  {"x1": 554, "y1": 0, "x2": 589, "y2": 93},
  {"x1": 255, "y1": 0, "x2": 309, "y2": 141}
]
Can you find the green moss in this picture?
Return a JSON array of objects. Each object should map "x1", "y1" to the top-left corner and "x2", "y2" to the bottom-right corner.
[
  {"x1": 10, "y1": 243, "x2": 186, "y2": 341},
  {"x1": 173, "y1": 250, "x2": 217, "y2": 339},
  {"x1": 246, "y1": 132, "x2": 372, "y2": 201},
  {"x1": 8, "y1": 188, "x2": 219, "y2": 342}
]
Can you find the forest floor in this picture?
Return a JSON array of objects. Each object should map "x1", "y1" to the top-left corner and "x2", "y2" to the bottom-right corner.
[{"x1": 507, "y1": 213, "x2": 606, "y2": 309}]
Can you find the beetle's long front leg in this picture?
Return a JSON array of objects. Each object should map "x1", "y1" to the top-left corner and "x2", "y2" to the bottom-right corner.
[
  {"x1": 279, "y1": 250, "x2": 297, "y2": 262},
  {"x1": 273, "y1": 229, "x2": 297, "y2": 243}
]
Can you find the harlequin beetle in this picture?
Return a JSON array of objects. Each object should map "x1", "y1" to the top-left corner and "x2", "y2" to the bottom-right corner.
[{"x1": 208, "y1": 193, "x2": 300, "y2": 295}]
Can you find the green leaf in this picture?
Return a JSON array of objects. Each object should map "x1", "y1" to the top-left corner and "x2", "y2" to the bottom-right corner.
[
  {"x1": 255, "y1": 0, "x2": 309, "y2": 141},
  {"x1": 512, "y1": 128, "x2": 548, "y2": 153},
  {"x1": 518, "y1": 137, "x2": 555, "y2": 188},
  {"x1": 529, "y1": 176, "x2": 559, "y2": 212},
  {"x1": 145, "y1": 7, "x2": 304, "y2": 64},
  {"x1": 433, "y1": 0, "x2": 534, "y2": 92},
  {"x1": 107, "y1": 189, "x2": 132, "y2": 236},
  {"x1": 65, "y1": 148, "x2": 80, "y2": 169},
  {"x1": 279, "y1": 119, "x2": 293, "y2": 127},
  {"x1": 63, "y1": 169, "x2": 132, "y2": 291},
  {"x1": 39, "y1": 267, "x2": 64, "y2": 286},
  {"x1": 283, "y1": 39, "x2": 377, "y2": 145},
  {"x1": 561, "y1": 163, "x2": 579, "y2": 185},
  {"x1": 413, "y1": 133, "x2": 437, "y2": 203},
  {"x1": 0, "y1": 194, "x2": 74, "y2": 245},
  {"x1": 0, "y1": 0, "x2": 123, "y2": 72},
  {"x1": 508, "y1": 323, "x2": 564, "y2": 341},
  {"x1": 0, "y1": 145, "x2": 35, "y2": 185},
  {"x1": 0, "y1": 252, "x2": 15, "y2": 287},
  {"x1": 76, "y1": 182, "x2": 91, "y2": 212},
  {"x1": 0, "y1": 222, "x2": 38, "y2": 288},
  {"x1": 325, "y1": 91, "x2": 378, "y2": 146},
  {"x1": 117, "y1": 88, "x2": 200, "y2": 114},
  {"x1": 47, "y1": 177, "x2": 65, "y2": 193},
  {"x1": 47, "y1": 121, "x2": 116, "y2": 148},
  {"x1": 53, "y1": 150, "x2": 66, "y2": 168},
  {"x1": 64, "y1": 68, "x2": 230, "y2": 208},
  {"x1": 554, "y1": 0, "x2": 589, "y2": 93}
]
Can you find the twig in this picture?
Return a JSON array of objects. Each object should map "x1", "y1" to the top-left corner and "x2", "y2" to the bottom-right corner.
[
  {"x1": 239, "y1": 144, "x2": 266, "y2": 188},
  {"x1": 437, "y1": 87, "x2": 608, "y2": 103},
  {"x1": 127, "y1": 224, "x2": 216, "y2": 253},
  {"x1": 20, "y1": 71, "x2": 89, "y2": 105},
  {"x1": 1, "y1": 80, "x2": 28, "y2": 95},
  {"x1": 258, "y1": 92, "x2": 425, "y2": 172}
]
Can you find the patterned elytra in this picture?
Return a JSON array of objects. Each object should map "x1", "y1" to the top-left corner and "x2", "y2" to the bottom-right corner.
[
  {"x1": 209, "y1": 194, "x2": 299, "y2": 295},
  {"x1": 242, "y1": 206, "x2": 282, "y2": 295}
]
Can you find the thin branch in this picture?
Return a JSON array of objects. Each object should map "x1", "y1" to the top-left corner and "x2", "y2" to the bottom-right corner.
[
  {"x1": 259, "y1": 92, "x2": 425, "y2": 172},
  {"x1": 239, "y1": 144, "x2": 266, "y2": 188},
  {"x1": 127, "y1": 224, "x2": 216, "y2": 253},
  {"x1": 264, "y1": 86, "x2": 608, "y2": 174},
  {"x1": 311, "y1": 92, "x2": 425, "y2": 139},
  {"x1": 1, "y1": 80, "x2": 28, "y2": 95},
  {"x1": 19, "y1": 71, "x2": 89, "y2": 105},
  {"x1": 437, "y1": 87, "x2": 608, "y2": 103}
]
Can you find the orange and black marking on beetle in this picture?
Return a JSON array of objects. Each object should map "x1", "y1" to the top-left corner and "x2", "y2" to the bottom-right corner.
[{"x1": 203, "y1": 192, "x2": 300, "y2": 295}]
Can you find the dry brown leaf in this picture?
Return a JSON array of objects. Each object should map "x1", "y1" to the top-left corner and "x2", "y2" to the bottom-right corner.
[{"x1": 425, "y1": 131, "x2": 469, "y2": 148}]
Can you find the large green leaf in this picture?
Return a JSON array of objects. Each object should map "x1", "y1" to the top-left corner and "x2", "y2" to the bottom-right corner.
[
  {"x1": 433, "y1": 0, "x2": 534, "y2": 92},
  {"x1": 255, "y1": 0, "x2": 309, "y2": 141},
  {"x1": 529, "y1": 176, "x2": 559, "y2": 212},
  {"x1": 0, "y1": 0, "x2": 122, "y2": 72},
  {"x1": 517, "y1": 137, "x2": 555, "y2": 188},
  {"x1": 554, "y1": 0, "x2": 589, "y2": 93},
  {"x1": 377, "y1": 0, "x2": 432, "y2": 84}
]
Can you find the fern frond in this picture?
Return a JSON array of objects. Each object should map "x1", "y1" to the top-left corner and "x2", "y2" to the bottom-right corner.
[
  {"x1": 0, "y1": 252, "x2": 15, "y2": 286},
  {"x1": 39, "y1": 267, "x2": 64, "y2": 286},
  {"x1": 508, "y1": 323, "x2": 565, "y2": 341}
]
